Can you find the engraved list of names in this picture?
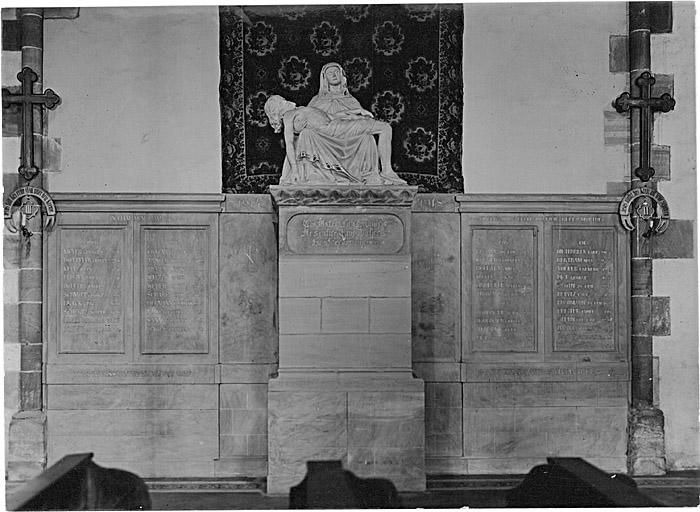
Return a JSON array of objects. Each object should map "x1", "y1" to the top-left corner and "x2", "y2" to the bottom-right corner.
[
  {"x1": 471, "y1": 228, "x2": 536, "y2": 352},
  {"x1": 142, "y1": 228, "x2": 209, "y2": 354},
  {"x1": 60, "y1": 229, "x2": 125, "y2": 353},
  {"x1": 553, "y1": 228, "x2": 615, "y2": 351}
]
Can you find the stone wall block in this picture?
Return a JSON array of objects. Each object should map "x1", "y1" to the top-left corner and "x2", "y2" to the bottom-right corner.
[
  {"x1": 219, "y1": 213, "x2": 278, "y2": 364},
  {"x1": 220, "y1": 435, "x2": 247, "y2": 457},
  {"x1": 230, "y1": 409, "x2": 267, "y2": 433},
  {"x1": 220, "y1": 384, "x2": 247, "y2": 409},
  {"x1": 321, "y1": 298, "x2": 368, "y2": 333},
  {"x1": 219, "y1": 409, "x2": 233, "y2": 434},
  {"x1": 20, "y1": 372, "x2": 41, "y2": 410},
  {"x1": 606, "y1": 181, "x2": 631, "y2": 196},
  {"x1": 4, "y1": 231, "x2": 21, "y2": 269},
  {"x1": 40, "y1": 135, "x2": 62, "y2": 172},
  {"x1": 609, "y1": 34, "x2": 628, "y2": 73},
  {"x1": 247, "y1": 384, "x2": 267, "y2": 409},
  {"x1": 18, "y1": 268, "x2": 41, "y2": 301},
  {"x1": 603, "y1": 110, "x2": 630, "y2": 146},
  {"x1": 20, "y1": 343, "x2": 42, "y2": 371},
  {"x1": 653, "y1": 74, "x2": 674, "y2": 97},
  {"x1": 628, "y1": 406, "x2": 666, "y2": 475},
  {"x1": 279, "y1": 298, "x2": 320, "y2": 334},
  {"x1": 18, "y1": 302, "x2": 41, "y2": 344},
  {"x1": 631, "y1": 144, "x2": 670, "y2": 180},
  {"x1": 5, "y1": 370, "x2": 20, "y2": 410},
  {"x1": 370, "y1": 297, "x2": 411, "y2": 333},
  {"x1": 411, "y1": 212, "x2": 460, "y2": 362},
  {"x1": 8, "y1": 411, "x2": 46, "y2": 461},
  {"x1": 631, "y1": 296, "x2": 652, "y2": 335},
  {"x1": 4, "y1": 303, "x2": 19, "y2": 342},
  {"x1": 247, "y1": 434, "x2": 267, "y2": 457},
  {"x1": 426, "y1": 434, "x2": 461, "y2": 456},
  {"x1": 651, "y1": 219, "x2": 695, "y2": 259},
  {"x1": 650, "y1": 296, "x2": 671, "y2": 336},
  {"x1": 3, "y1": 171, "x2": 20, "y2": 196},
  {"x1": 596, "y1": 381, "x2": 628, "y2": 407},
  {"x1": 4, "y1": 268, "x2": 19, "y2": 302},
  {"x1": 6, "y1": 461, "x2": 45, "y2": 482},
  {"x1": 426, "y1": 382, "x2": 462, "y2": 408}
]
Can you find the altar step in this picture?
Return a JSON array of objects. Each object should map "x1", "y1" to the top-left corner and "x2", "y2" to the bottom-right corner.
[
  {"x1": 145, "y1": 477, "x2": 266, "y2": 492},
  {"x1": 142, "y1": 471, "x2": 700, "y2": 493},
  {"x1": 426, "y1": 470, "x2": 700, "y2": 491}
]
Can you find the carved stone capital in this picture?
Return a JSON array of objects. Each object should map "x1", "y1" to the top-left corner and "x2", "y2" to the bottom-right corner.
[{"x1": 269, "y1": 185, "x2": 419, "y2": 207}]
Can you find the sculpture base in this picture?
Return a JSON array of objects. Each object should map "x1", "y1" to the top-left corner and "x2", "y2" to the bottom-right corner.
[{"x1": 267, "y1": 186, "x2": 425, "y2": 495}]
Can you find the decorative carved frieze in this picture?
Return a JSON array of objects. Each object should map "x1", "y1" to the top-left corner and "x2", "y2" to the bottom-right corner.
[{"x1": 269, "y1": 186, "x2": 418, "y2": 207}]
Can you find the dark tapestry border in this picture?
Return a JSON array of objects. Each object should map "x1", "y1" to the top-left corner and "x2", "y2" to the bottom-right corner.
[{"x1": 220, "y1": 4, "x2": 464, "y2": 193}]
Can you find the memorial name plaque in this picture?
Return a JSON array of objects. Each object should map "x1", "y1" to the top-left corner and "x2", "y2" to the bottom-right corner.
[
  {"x1": 287, "y1": 213, "x2": 404, "y2": 255},
  {"x1": 471, "y1": 228, "x2": 536, "y2": 352},
  {"x1": 59, "y1": 228, "x2": 125, "y2": 354},
  {"x1": 142, "y1": 227, "x2": 209, "y2": 354},
  {"x1": 553, "y1": 228, "x2": 615, "y2": 351}
]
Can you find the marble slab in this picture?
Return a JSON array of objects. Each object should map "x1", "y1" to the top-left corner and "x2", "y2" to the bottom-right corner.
[
  {"x1": 219, "y1": 213, "x2": 278, "y2": 363},
  {"x1": 411, "y1": 212, "x2": 461, "y2": 362},
  {"x1": 267, "y1": 391, "x2": 348, "y2": 494}
]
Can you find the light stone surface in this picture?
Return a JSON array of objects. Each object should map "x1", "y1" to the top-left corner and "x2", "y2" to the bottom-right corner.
[
  {"x1": 267, "y1": 391, "x2": 347, "y2": 494},
  {"x1": 411, "y1": 212, "x2": 461, "y2": 361},
  {"x1": 369, "y1": 298, "x2": 411, "y2": 333},
  {"x1": 279, "y1": 298, "x2": 321, "y2": 334},
  {"x1": 348, "y1": 392, "x2": 425, "y2": 485},
  {"x1": 219, "y1": 213, "x2": 277, "y2": 363},
  {"x1": 47, "y1": 382, "x2": 219, "y2": 478},
  {"x1": 279, "y1": 334, "x2": 411, "y2": 369},
  {"x1": 269, "y1": 188, "x2": 425, "y2": 493},
  {"x1": 321, "y1": 298, "x2": 369, "y2": 333},
  {"x1": 279, "y1": 259, "x2": 411, "y2": 298},
  {"x1": 425, "y1": 383, "x2": 463, "y2": 457}
]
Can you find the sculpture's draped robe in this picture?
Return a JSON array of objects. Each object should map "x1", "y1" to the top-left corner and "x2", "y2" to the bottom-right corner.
[{"x1": 280, "y1": 93, "x2": 380, "y2": 185}]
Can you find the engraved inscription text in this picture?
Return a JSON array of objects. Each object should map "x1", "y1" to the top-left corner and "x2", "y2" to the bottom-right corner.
[{"x1": 287, "y1": 214, "x2": 403, "y2": 254}]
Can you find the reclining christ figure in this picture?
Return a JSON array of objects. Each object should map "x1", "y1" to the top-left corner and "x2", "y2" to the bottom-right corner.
[{"x1": 264, "y1": 94, "x2": 405, "y2": 186}]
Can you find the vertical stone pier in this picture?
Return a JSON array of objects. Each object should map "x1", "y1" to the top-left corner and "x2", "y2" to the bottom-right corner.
[{"x1": 267, "y1": 186, "x2": 425, "y2": 495}]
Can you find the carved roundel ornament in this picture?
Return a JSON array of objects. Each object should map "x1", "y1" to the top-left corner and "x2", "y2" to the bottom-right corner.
[
  {"x1": 618, "y1": 186, "x2": 670, "y2": 234},
  {"x1": 4, "y1": 186, "x2": 56, "y2": 233}
]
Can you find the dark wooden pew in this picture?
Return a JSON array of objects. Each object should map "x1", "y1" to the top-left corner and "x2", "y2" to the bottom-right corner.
[
  {"x1": 506, "y1": 457, "x2": 661, "y2": 507},
  {"x1": 289, "y1": 460, "x2": 402, "y2": 509},
  {"x1": 7, "y1": 453, "x2": 151, "y2": 510}
]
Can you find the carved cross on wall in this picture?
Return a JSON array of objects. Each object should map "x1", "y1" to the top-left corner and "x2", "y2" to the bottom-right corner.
[
  {"x1": 2, "y1": 67, "x2": 61, "y2": 182},
  {"x1": 614, "y1": 71, "x2": 675, "y2": 182}
]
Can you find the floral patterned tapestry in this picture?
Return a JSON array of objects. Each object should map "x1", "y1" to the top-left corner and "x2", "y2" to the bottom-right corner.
[{"x1": 219, "y1": 4, "x2": 463, "y2": 193}]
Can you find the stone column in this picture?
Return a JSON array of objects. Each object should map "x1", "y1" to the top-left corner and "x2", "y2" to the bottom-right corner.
[
  {"x1": 627, "y1": 1, "x2": 666, "y2": 476},
  {"x1": 7, "y1": 7, "x2": 47, "y2": 482},
  {"x1": 267, "y1": 186, "x2": 426, "y2": 495}
]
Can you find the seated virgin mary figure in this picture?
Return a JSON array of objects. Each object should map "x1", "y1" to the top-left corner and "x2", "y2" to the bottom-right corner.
[
  {"x1": 308, "y1": 62, "x2": 369, "y2": 117},
  {"x1": 264, "y1": 94, "x2": 405, "y2": 186}
]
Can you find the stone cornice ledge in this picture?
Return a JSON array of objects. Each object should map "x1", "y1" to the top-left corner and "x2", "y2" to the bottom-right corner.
[
  {"x1": 50, "y1": 193, "x2": 225, "y2": 213},
  {"x1": 269, "y1": 185, "x2": 419, "y2": 207},
  {"x1": 456, "y1": 193, "x2": 621, "y2": 213}
]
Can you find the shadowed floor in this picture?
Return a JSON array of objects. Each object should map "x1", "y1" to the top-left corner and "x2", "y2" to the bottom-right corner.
[{"x1": 149, "y1": 472, "x2": 700, "y2": 509}]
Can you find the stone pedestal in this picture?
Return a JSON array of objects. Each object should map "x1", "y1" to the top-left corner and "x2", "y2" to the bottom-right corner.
[
  {"x1": 267, "y1": 186, "x2": 425, "y2": 495},
  {"x1": 628, "y1": 405, "x2": 667, "y2": 475},
  {"x1": 7, "y1": 411, "x2": 47, "y2": 481}
]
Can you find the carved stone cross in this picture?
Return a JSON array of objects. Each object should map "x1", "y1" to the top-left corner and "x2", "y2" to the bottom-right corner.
[
  {"x1": 2, "y1": 67, "x2": 61, "y2": 181},
  {"x1": 613, "y1": 71, "x2": 675, "y2": 182}
]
